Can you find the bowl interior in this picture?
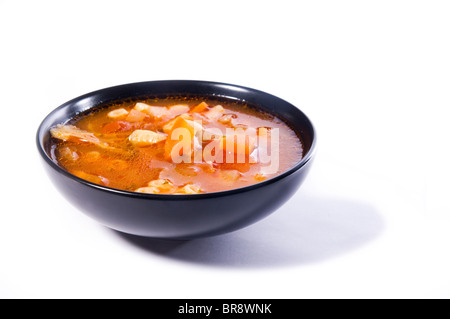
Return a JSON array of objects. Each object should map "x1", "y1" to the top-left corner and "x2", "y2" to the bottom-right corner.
[{"x1": 37, "y1": 80, "x2": 315, "y2": 196}]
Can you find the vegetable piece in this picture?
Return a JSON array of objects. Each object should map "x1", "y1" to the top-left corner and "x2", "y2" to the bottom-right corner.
[
  {"x1": 102, "y1": 121, "x2": 133, "y2": 133},
  {"x1": 147, "y1": 106, "x2": 169, "y2": 119},
  {"x1": 107, "y1": 108, "x2": 129, "y2": 119},
  {"x1": 126, "y1": 109, "x2": 147, "y2": 123},
  {"x1": 72, "y1": 170, "x2": 109, "y2": 186},
  {"x1": 51, "y1": 125, "x2": 101, "y2": 144},
  {"x1": 148, "y1": 179, "x2": 175, "y2": 193},
  {"x1": 257, "y1": 127, "x2": 271, "y2": 136},
  {"x1": 129, "y1": 130, "x2": 167, "y2": 147},
  {"x1": 51, "y1": 125, "x2": 125, "y2": 153},
  {"x1": 164, "y1": 117, "x2": 198, "y2": 161},
  {"x1": 224, "y1": 133, "x2": 256, "y2": 157},
  {"x1": 135, "y1": 186, "x2": 160, "y2": 194},
  {"x1": 135, "y1": 103, "x2": 189, "y2": 121},
  {"x1": 254, "y1": 173, "x2": 267, "y2": 181},
  {"x1": 205, "y1": 133, "x2": 256, "y2": 163},
  {"x1": 162, "y1": 114, "x2": 193, "y2": 134},
  {"x1": 176, "y1": 184, "x2": 202, "y2": 194},
  {"x1": 135, "y1": 103, "x2": 169, "y2": 119},
  {"x1": 189, "y1": 101, "x2": 209, "y2": 113},
  {"x1": 134, "y1": 102, "x2": 152, "y2": 113},
  {"x1": 204, "y1": 105, "x2": 224, "y2": 121},
  {"x1": 168, "y1": 104, "x2": 190, "y2": 117},
  {"x1": 220, "y1": 170, "x2": 241, "y2": 182},
  {"x1": 59, "y1": 147, "x2": 79, "y2": 161},
  {"x1": 218, "y1": 113, "x2": 237, "y2": 125},
  {"x1": 202, "y1": 127, "x2": 223, "y2": 141}
]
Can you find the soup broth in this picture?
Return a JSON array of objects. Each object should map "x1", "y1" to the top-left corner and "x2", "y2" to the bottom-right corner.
[{"x1": 50, "y1": 97, "x2": 303, "y2": 194}]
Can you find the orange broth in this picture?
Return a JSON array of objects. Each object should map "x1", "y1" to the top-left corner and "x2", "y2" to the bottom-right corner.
[{"x1": 50, "y1": 97, "x2": 303, "y2": 194}]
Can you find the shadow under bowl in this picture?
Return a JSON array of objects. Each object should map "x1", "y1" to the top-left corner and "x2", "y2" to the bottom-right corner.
[{"x1": 36, "y1": 80, "x2": 316, "y2": 239}]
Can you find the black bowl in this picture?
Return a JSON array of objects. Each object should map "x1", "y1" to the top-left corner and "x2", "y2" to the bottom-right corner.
[{"x1": 37, "y1": 80, "x2": 316, "y2": 239}]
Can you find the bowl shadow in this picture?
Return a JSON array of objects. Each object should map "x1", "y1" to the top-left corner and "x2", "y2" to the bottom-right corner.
[{"x1": 113, "y1": 194, "x2": 384, "y2": 268}]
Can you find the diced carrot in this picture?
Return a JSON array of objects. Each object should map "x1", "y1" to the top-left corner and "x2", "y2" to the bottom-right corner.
[
  {"x1": 189, "y1": 101, "x2": 209, "y2": 113},
  {"x1": 162, "y1": 114, "x2": 193, "y2": 134},
  {"x1": 164, "y1": 117, "x2": 197, "y2": 161},
  {"x1": 254, "y1": 173, "x2": 267, "y2": 181}
]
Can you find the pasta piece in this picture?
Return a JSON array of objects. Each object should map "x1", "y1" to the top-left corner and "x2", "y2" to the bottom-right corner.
[
  {"x1": 59, "y1": 147, "x2": 79, "y2": 161},
  {"x1": 176, "y1": 184, "x2": 202, "y2": 194},
  {"x1": 126, "y1": 109, "x2": 147, "y2": 122},
  {"x1": 148, "y1": 179, "x2": 175, "y2": 192},
  {"x1": 218, "y1": 114, "x2": 237, "y2": 125},
  {"x1": 204, "y1": 105, "x2": 224, "y2": 121},
  {"x1": 168, "y1": 104, "x2": 190, "y2": 117},
  {"x1": 134, "y1": 102, "x2": 152, "y2": 113},
  {"x1": 129, "y1": 130, "x2": 167, "y2": 147},
  {"x1": 107, "y1": 108, "x2": 129, "y2": 119},
  {"x1": 135, "y1": 103, "x2": 169, "y2": 119},
  {"x1": 220, "y1": 170, "x2": 241, "y2": 182},
  {"x1": 135, "y1": 186, "x2": 160, "y2": 194}
]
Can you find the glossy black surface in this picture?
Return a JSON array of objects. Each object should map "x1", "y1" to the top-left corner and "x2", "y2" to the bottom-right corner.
[{"x1": 37, "y1": 80, "x2": 316, "y2": 239}]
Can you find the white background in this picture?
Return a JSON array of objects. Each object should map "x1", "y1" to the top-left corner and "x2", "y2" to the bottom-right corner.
[{"x1": 1, "y1": 0, "x2": 449, "y2": 299}]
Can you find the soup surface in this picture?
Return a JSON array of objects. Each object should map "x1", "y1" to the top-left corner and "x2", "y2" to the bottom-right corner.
[{"x1": 50, "y1": 97, "x2": 303, "y2": 194}]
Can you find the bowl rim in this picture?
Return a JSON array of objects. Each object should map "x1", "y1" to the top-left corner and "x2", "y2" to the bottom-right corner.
[{"x1": 36, "y1": 80, "x2": 316, "y2": 200}]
